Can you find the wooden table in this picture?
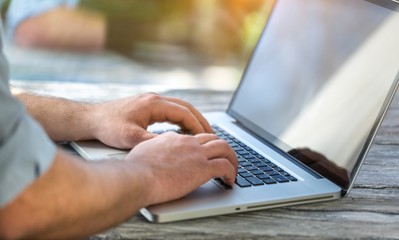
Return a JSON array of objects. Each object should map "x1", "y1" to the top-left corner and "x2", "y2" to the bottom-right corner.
[{"x1": 7, "y1": 46, "x2": 399, "y2": 240}]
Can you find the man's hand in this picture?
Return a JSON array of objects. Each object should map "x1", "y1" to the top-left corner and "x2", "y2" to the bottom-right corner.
[
  {"x1": 90, "y1": 93, "x2": 213, "y2": 149},
  {"x1": 15, "y1": 92, "x2": 212, "y2": 149},
  {"x1": 126, "y1": 132, "x2": 238, "y2": 206},
  {"x1": 0, "y1": 132, "x2": 237, "y2": 239}
]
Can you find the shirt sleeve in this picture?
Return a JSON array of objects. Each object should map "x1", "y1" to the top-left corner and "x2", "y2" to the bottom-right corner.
[
  {"x1": 0, "y1": 43, "x2": 57, "y2": 208},
  {"x1": 6, "y1": 0, "x2": 80, "y2": 40}
]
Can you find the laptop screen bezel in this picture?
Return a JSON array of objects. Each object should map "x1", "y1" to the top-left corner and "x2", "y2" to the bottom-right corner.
[{"x1": 226, "y1": 0, "x2": 399, "y2": 196}]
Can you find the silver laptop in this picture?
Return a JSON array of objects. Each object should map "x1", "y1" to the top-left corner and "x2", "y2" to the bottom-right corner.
[{"x1": 71, "y1": 0, "x2": 399, "y2": 223}]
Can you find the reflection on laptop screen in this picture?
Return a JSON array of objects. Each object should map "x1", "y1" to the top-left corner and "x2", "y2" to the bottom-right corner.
[{"x1": 229, "y1": 0, "x2": 399, "y2": 189}]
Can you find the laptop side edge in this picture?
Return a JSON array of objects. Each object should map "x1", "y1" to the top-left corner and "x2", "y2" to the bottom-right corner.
[{"x1": 343, "y1": 70, "x2": 399, "y2": 196}]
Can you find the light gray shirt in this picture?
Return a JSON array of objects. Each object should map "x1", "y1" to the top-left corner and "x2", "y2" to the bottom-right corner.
[{"x1": 0, "y1": 37, "x2": 56, "y2": 207}]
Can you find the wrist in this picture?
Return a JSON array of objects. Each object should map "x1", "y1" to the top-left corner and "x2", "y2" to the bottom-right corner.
[
  {"x1": 123, "y1": 159, "x2": 155, "y2": 208},
  {"x1": 124, "y1": 152, "x2": 159, "y2": 207},
  {"x1": 83, "y1": 102, "x2": 102, "y2": 141}
]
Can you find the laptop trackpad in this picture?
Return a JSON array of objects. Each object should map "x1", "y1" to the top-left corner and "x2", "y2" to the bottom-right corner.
[
  {"x1": 144, "y1": 180, "x2": 241, "y2": 218},
  {"x1": 107, "y1": 153, "x2": 128, "y2": 160}
]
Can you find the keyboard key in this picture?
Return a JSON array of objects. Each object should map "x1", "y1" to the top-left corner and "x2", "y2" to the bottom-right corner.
[
  {"x1": 250, "y1": 170, "x2": 264, "y2": 175},
  {"x1": 287, "y1": 176, "x2": 298, "y2": 181},
  {"x1": 257, "y1": 173, "x2": 271, "y2": 179},
  {"x1": 248, "y1": 158, "x2": 261, "y2": 164},
  {"x1": 229, "y1": 137, "x2": 238, "y2": 141},
  {"x1": 259, "y1": 166, "x2": 273, "y2": 172},
  {"x1": 272, "y1": 175, "x2": 289, "y2": 183},
  {"x1": 244, "y1": 165, "x2": 258, "y2": 171},
  {"x1": 245, "y1": 176, "x2": 264, "y2": 186},
  {"x1": 235, "y1": 176, "x2": 251, "y2": 187},
  {"x1": 214, "y1": 178, "x2": 232, "y2": 189},
  {"x1": 267, "y1": 171, "x2": 280, "y2": 176},
  {"x1": 233, "y1": 147, "x2": 244, "y2": 151},
  {"x1": 240, "y1": 161, "x2": 252, "y2": 167},
  {"x1": 239, "y1": 172, "x2": 253, "y2": 178},
  {"x1": 242, "y1": 154, "x2": 255, "y2": 160},
  {"x1": 236, "y1": 150, "x2": 248, "y2": 155},
  {"x1": 253, "y1": 162, "x2": 268, "y2": 167},
  {"x1": 263, "y1": 178, "x2": 277, "y2": 184},
  {"x1": 244, "y1": 146, "x2": 253, "y2": 151},
  {"x1": 268, "y1": 163, "x2": 277, "y2": 168},
  {"x1": 259, "y1": 157, "x2": 271, "y2": 163},
  {"x1": 238, "y1": 168, "x2": 247, "y2": 173},
  {"x1": 153, "y1": 130, "x2": 166, "y2": 134}
]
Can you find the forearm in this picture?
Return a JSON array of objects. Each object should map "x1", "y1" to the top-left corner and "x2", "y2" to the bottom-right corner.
[
  {"x1": 14, "y1": 7, "x2": 105, "y2": 50},
  {"x1": 0, "y1": 150, "x2": 149, "y2": 239},
  {"x1": 14, "y1": 92, "x2": 96, "y2": 142}
]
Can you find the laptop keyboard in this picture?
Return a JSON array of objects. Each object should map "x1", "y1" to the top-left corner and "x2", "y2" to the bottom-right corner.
[
  {"x1": 212, "y1": 125, "x2": 297, "y2": 188},
  {"x1": 153, "y1": 125, "x2": 297, "y2": 188}
]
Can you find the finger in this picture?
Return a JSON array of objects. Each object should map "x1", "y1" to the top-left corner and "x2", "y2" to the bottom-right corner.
[
  {"x1": 194, "y1": 133, "x2": 220, "y2": 145},
  {"x1": 165, "y1": 96, "x2": 213, "y2": 133},
  {"x1": 207, "y1": 158, "x2": 237, "y2": 186},
  {"x1": 151, "y1": 100, "x2": 206, "y2": 134},
  {"x1": 202, "y1": 139, "x2": 238, "y2": 172}
]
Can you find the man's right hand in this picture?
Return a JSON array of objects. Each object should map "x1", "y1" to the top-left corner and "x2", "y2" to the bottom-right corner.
[
  {"x1": 0, "y1": 132, "x2": 237, "y2": 239},
  {"x1": 126, "y1": 132, "x2": 238, "y2": 206}
]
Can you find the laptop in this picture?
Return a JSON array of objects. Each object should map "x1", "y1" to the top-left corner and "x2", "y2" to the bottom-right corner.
[{"x1": 71, "y1": 0, "x2": 399, "y2": 223}]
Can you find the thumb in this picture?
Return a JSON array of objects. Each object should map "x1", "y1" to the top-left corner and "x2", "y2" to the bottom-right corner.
[{"x1": 125, "y1": 129, "x2": 158, "y2": 148}]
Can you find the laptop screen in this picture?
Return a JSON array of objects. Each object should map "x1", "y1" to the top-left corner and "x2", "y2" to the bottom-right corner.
[{"x1": 228, "y1": 0, "x2": 399, "y2": 191}]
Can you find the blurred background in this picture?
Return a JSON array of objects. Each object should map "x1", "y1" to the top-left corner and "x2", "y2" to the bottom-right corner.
[{"x1": 1, "y1": 0, "x2": 275, "y2": 102}]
